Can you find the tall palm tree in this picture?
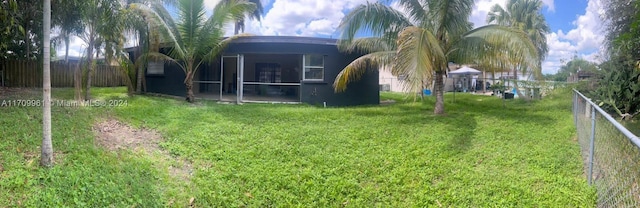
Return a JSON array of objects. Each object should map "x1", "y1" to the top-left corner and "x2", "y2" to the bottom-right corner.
[
  {"x1": 41, "y1": 0, "x2": 53, "y2": 167},
  {"x1": 487, "y1": 0, "x2": 550, "y2": 99},
  {"x1": 226, "y1": 0, "x2": 263, "y2": 34},
  {"x1": 51, "y1": 0, "x2": 85, "y2": 62},
  {"x1": 487, "y1": 0, "x2": 550, "y2": 59},
  {"x1": 130, "y1": 0, "x2": 256, "y2": 102},
  {"x1": 334, "y1": 0, "x2": 540, "y2": 115}
]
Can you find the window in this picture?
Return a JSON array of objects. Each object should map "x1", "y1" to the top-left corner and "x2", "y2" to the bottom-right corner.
[
  {"x1": 147, "y1": 61, "x2": 164, "y2": 75},
  {"x1": 303, "y1": 54, "x2": 324, "y2": 81}
]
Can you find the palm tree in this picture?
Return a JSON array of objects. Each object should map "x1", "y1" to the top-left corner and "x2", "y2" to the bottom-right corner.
[
  {"x1": 334, "y1": 0, "x2": 540, "y2": 115},
  {"x1": 77, "y1": 0, "x2": 123, "y2": 100},
  {"x1": 487, "y1": 0, "x2": 550, "y2": 99},
  {"x1": 122, "y1": 0, "x2": 176, "y2": 94},
  {"x1": 51, "y1": 0, "x2": 85, "y2": 62},
  {"x1": 130, "y1": 0, "x2": 256, "y2": 102},
  {"x1": 41, "y1": 0, "x2": 53, "y2": 167},
  {"x1": 51, "y1": 0, "x2": 87, "y2": 101},
  {"x1": 487, "y1": 0, "x2": 549, "y2": 59},
  {"x1": 225, "y1": 0, "x2": 263, "y2": 34}
]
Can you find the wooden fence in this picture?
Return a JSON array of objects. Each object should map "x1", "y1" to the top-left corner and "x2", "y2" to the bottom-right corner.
[{"x1": 0, "y1": 60, "x2": 126, "y2": 88}]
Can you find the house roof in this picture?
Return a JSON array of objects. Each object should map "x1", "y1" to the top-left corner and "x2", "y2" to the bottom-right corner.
[
  {"x1": 230, "y1": 36, "x2": 338, "y2": 45},
  {"x1": 125, "y1": 36, "x2": 339, "y2": 52}
]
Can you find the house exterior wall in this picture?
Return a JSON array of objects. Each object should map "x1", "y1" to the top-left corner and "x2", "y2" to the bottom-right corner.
[
  {"x1": 141, "y1": 36, "x2": 379, "y2": 106},
  {"x1": 379, "y1": 70, "x2": 409, "y2": 93}
]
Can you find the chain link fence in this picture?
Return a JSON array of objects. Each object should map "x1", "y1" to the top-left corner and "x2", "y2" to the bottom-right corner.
[{"x1": 573, "y1": 90, "x2": 640, "y2": 207}]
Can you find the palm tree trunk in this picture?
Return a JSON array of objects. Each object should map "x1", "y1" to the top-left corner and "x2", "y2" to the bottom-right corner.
[
  {"x1": 85, "y1": 36, "x2": 95, "y2": 100},
  {"x1": 135, "y1": 45, "x2": 143, "y2": 94},
  {"x1": 25, "y1": 24, "x2": 31, "y2": 59},
  {"x1": 41, "y1": 0, "x2": 54, "y2": 167},
  {"x1": 234, "y1": 21, "x2": 240, "y2": 35},
  {"x1": 512, "y1": 69, "x2": 530, "y2": 101},
  {"x1": 434, "y1": 70, "x2": 445, "y2": 115},
  {"x1": 185, "y1": 71, "x2": 195, "y2": 102},
  {"x1": 64, "y1": 35, "x2": 70, "y2": 62}
]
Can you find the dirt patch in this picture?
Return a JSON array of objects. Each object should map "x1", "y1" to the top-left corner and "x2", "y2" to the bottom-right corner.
[
  {"x1": 93, "y1": 119, "x2": 192, "y2": 180},
  {"x1": 93, "y1": 119, "x2": 162, "y2": 152},
  {"x1": 0, "y1": 87, "x2": 40, "y2": 99}
]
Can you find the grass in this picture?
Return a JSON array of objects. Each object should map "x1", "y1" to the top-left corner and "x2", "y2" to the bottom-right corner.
[{"x1": 0, "y1": 87, "x2": 595, "y2": 207}]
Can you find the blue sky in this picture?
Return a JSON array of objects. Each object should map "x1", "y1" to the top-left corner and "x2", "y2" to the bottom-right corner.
[{"x1": 61, "y1": 0, "x2": 605, "y2": 75}]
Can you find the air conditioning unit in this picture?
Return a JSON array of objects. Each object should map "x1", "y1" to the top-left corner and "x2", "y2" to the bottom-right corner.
[{"x1": 379, "y1": 84, "x2": 391, "y2": 91}]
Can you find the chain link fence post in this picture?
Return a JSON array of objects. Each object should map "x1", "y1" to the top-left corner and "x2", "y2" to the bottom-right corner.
[{"x1": 588, "y1": 105, "x2": 596, "y2": 185}]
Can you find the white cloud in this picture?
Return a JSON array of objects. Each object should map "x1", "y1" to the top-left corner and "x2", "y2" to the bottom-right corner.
[
  {"x1": 248, "y1": 0, "x2": 371, "y2": 36},
  {"x1": 54, "y1": 36, "x2": 85, "y2": 58},
  {"x1": 542, "y1": 0, "x2": 604, "y2": 74},
  {"x1": 558, "y1": 0, "x2": 604, "y2": 51},
  {"x1": 203, "y1": 0, "x2": 222, "y2": 12}
]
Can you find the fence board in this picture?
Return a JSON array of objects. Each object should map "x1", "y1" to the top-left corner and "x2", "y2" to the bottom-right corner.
[{"x1": 0, "y1": 60, "x2": 124, "y2": 88}]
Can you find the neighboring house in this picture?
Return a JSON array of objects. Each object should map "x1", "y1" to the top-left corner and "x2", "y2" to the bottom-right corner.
[
  {"x1": 379, "y1": 63, "x2": 460, "y2": 93},
  {"x1": 379, "y1": 68, "x2": 408, "y2": 92},
  {"x1": 567, "y1": 70, "x2": 596, "y2": 82},
  {"x1": 129, "y1": 36, "x2": 379, "y2": 106},
  {"x1": 446, "y1": 66, "x2": 533, "y2": 92}
]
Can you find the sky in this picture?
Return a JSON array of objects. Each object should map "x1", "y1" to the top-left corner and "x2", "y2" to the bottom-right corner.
[{"x1": 59, "y1": 0, "x2": 605, "y2": 75}]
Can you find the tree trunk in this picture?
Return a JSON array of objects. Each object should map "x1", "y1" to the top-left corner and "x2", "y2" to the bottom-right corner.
[
  {"x1": 234, "y1": 19, "x2": 244, "y2": 35},
  {"x1": 482, "y1": 71, "x2": 486, "y2": 94},
  {"x1": 434, "y1": 70, "x2": 445, "y2": 115},
  {"x1": 74, "y1": 62, "x2": 82, "y2": 101},
  {"x1": 136, "y1": 32, "x2": 144, "y2": 94},
  {"x1": 64, "y1": 35, "x2": 70, "y2": 62},
  {"x1": 85, "y1": 53, "x2": 93, "y2": 100},
  {"x1": 185, "y1": 71, "x2": 195, "y2": 102},
  {"x1": 41, "y1": 0, "x2": 54, "y2": 168},
  {"x1": 512, "y1": 70, "x2": 531, "y2": 101},
  {"x1": 85, "y1": 37, "x2": 95, "y2": 100},
  {"x1": 25, "y1": 24, "x2": 31, "y2": 59}
]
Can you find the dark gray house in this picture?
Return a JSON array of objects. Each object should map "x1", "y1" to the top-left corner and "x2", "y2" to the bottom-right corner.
[{"x1": 133, "y1": 36, "x2": 379, "y2": 106}]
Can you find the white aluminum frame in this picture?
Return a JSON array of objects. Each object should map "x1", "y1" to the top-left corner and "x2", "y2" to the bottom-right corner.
[{"x1": 302, "y1": 54, "x2": 324, "y2": 81}]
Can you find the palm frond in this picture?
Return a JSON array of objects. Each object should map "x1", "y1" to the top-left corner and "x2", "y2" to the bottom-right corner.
[
  {"x1": 211, "y1": 0, "x2": 257, "y2": 27},
  {"x1": 129, "y1": 3, "x2": 186, "y2": 59},
  {"x1": 203, "y1": 33, "x2": 251, "y2": 63},
  {"x1": 394, "y1": 26, "x2": 446, "y2": 93},
  {"x1": 452, "y1": 24, "x2": 540, "y2": 77},
  {"x1": 337, "y1": 37, "x2": 395, "y2": 54},
  {"x1": 134, "y1": 51, "x2": 183, "y2": 72},
  {"x1": 487, "y1": 4, "x2": 508, "y2": 25},
  {"x1": 337, "y1": 2, "x2": 412, "y2": 49},
  {"x1": 177, "y1": 0, "x2": 206, "y2": 49},
  {"x1": 247, "y1": 0, "x2": 263, "y2": 20},
  {"x1": 396, "y1": 0, "x2": 428, "y2": 26},
  {"x1": 428, "y1": 0, "x2": 473, "y2": 40},
  {"x1": 334, "y1": 51, "x2": 396, "y2": 92}
]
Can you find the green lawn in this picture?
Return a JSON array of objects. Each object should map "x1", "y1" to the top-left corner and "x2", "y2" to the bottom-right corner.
[{"x1": 0, "y1": 87, "x2": 595, "y2": 207}]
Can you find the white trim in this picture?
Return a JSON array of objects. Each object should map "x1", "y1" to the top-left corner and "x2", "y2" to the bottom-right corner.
[
  {"x1": 243, "y1": 82, "x2": 301, "y2": 86},
  {"x1": 219, "y1": 55, "x2": 224, "y2": 100},
  {"x1": 193, "y1": 81, "x2": 221, "y2": 84},
  {"x1": 241, "y1": 100, "x2": 301, "y2": 104},
  {"x1": 302, "y1": 54, "x2": 324, "y2": 81},
  {"x1": 238, "y1": 54, "x2": 244, "y2": 103}
]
